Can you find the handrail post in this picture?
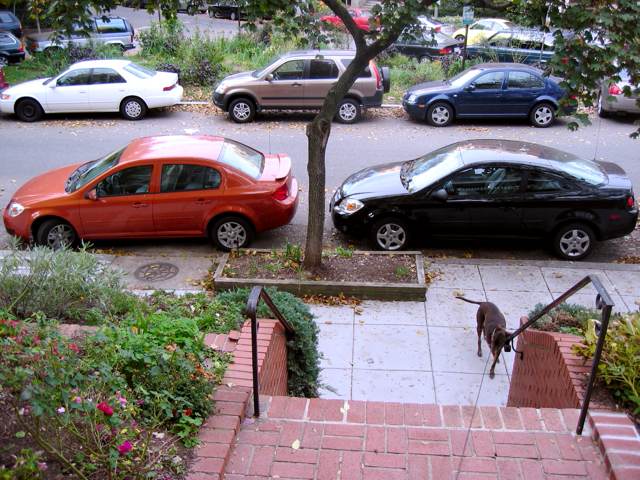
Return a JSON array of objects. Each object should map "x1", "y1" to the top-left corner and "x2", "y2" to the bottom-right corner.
[{"x1": 250, "y1": 311, "x2": 260, "y2": 418}]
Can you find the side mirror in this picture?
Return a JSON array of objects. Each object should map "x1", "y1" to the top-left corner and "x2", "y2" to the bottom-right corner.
[
  {"x1": 430, "y1": 188, "x2": 448, "y2": 202},
  {"x1": 265, "y1": 73, "x2": 274, "y2": 82},
  {"x1": 85, "y1": 189, "x2": 98, "y2": 201},
  {"x1": 465, "y1": 83, "x2": 476, "y2": 92}
]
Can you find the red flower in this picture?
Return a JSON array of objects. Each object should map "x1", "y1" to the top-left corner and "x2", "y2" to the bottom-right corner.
[
  {"x1": 68, "y1": 343, "x2": 80, "y2": 353},
  {"x1": 117, "y1": 440, "x2": 133, "y2": 456},
  {"x1": 183, "y1": 408, "x2": 192, "y2": 417},
  {"x1": 561, "y1": 57, "x2": 569, "y2": 64},
  {"x1": 97, "y1": 402, "x2": 114, "y2": 416}
]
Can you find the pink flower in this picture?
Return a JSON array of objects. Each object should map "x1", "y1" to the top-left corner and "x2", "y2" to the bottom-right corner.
[
  {"x1": 37, "y1": 462, "x2": 48, "y2": 471},
  {"x1": 73, "y1": 396, "x2": 82, "y2": 404},
  {"x1": 57, "y1": 407, "x2": 66, "y2": 414},
  {"x1": 97, "y1": 401, "x2": 114, "y2": 416},
  {"x1": 117, "y1": 440, "x2": 133, "y2": 456},
  {"x1": 118, "y1": 396, "x2": 127, "y2": 408},
  {"x1": 68, "y1": 343, "x2": 80, "y2": 353}
]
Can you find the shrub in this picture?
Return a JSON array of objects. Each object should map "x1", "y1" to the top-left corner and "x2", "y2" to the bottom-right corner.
[
  {"x1": 214, "y1": 288, "x2": 321, "y2": 397},
  {"x1": 379, "y1": 54, "x2": 445, "y2": 99},
  {"x1": 27, "y1": 42, "x2": 124, "y2": 78},
  {"x1": 527, "y1": 302, "x2": 602, "y2": 336},
  {"x1": 139, "y1": 19, "x2": 184, "y2": 57}
]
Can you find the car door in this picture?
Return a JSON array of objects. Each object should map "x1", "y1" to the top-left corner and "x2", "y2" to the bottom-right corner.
[
  {"x1": 260, "y1": 59, "x2": 306, "y2": 107},
  {"x1": 78, "y1": 165, "x2": 155, "y2": 238},
  {"x1": 88, "y1": 67, "x2": 128, "y2": 111},
  {"x1": 455, "y1": 70, "x2": 505, "y2": 116},
  {"x1": 45, "y1": 68, "x2": 92, "y2": 112},
  {"x1": 502, "y1": 70, "x2": 546, "y2": 116},
  {"x1": 304, "y1": 58, "x2": 339, "y2": 107},
  {"x1": 152, "y1": 163, "x2": 223, "y2": 234}
]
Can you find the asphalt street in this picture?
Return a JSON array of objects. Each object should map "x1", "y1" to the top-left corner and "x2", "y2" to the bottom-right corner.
[{"x1": 1, "y1": 106, "x2": 639, "y2": 261}]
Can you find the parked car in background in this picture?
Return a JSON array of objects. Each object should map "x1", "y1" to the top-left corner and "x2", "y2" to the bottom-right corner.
[
  {"x1": 25, "y1": 15, "x2": 135, "y2": 53},
  {"x1": 331, "y1": 139, "x2": 637, "y2": 260},
  {"x1": 321, "y1": 8, "x2": 373, "y2": 32},
  {"x1": 391, "y1": 30, "x2": 460, "y2": 63},
  {"x1": 598, "y1": 69, "x2": 640, "y2": 118},
  {"x1": 465, "y1": 29, "x2": 556, "y2": 65},
  {"x1": 0, "y1": 31, "x2": 24, "y2": 64},
  {"x1": 3, "y1": 135, "x2": 299, "y2": 251},
  {"x1": 207, "y1": 1, "x2": 245, "y2": 20},
  {"x1": 177, "y1": 1, "x2": 207, "y2": 14},
  {"x1": 452, "y1": 18, "x2": 516, "y2": 44},
  {"x1": 213, "y1": 50, "x2": 390, "y2": 124},
  {"x1": 0, "y1": 10, "x2": 22, "y2": 38},
  {"x1": 0, "y1": 60, "x2": 183, "y2": 121},
  {"x1": 403, "y1": 63, "x2": 571, "y2": 128}
]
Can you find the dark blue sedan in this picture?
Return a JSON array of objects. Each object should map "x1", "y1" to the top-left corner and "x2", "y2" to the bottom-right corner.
[{"x1": 403, "y1": 63, "x2": 572, "y2": 128}]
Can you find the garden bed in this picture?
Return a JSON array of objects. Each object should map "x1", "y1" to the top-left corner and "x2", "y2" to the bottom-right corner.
[{"x1": 211, "y1": 248, "x2": 427, "y2": 300}]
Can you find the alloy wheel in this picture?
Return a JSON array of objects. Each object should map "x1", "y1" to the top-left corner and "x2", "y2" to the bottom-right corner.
[
  {"x1": 217, "y1": 221, "x2": 247, "y2": 249},
  {"x1": 534, "y1": 105, "x2": 553, "y2": 126},
  {"x1": 431, "y1": 106, "x2": 450, "y2": 125},
  {"x1": 232, "y1": 102, "x2": 251, "y2": 121},
  {"x1": 339, "y1": 102, "x2": 357, "y2": 122},
  {"x1": 46, "y1": 224, "x2": 75, "y2": 249},
  {"x1": 559, "y1": 229, "x2": 590, "y2": 258},
  {"x1": 124, "y1": 100, "x2": 142, "y2": 119},
  {"x1": 376, "y1": 222, "x2": 406, "y2": 251}
]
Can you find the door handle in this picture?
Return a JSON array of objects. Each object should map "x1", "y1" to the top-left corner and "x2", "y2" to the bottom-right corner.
[
  {"x1": 292, "y1": 82, "x2": 302, "y2": 87},
  {"x1": 132, "y1": 202, "x2": 148, "y2": 208},
  {"x1": 195, "y1": 198, "x2": 211, "y2": 205}
]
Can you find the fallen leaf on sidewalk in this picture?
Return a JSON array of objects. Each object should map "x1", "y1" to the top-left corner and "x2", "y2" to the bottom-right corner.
[
  {"x1": 354, "y1": 306, "x2": 364, "y2": 315},
  {"x1": 291, "y1": 439, "x2": 300, "y2": 450}
]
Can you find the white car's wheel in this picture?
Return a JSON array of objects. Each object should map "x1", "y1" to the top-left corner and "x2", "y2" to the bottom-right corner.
[{"x1": 120, "y1": 97, "x2": 147, "y2": 121}]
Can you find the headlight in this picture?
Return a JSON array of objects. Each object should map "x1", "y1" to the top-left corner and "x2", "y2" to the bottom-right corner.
[
  {"x1": 334, "y1": 198, "x2": 364, "y2": 215},
  {"x1": 215, "y1": 82, "x2": 228, "y2": 94},
  {"x1": 0, "y1": 94, "x2": 10, "y2": 100},
  {"x1": 7, "y1": 202, "x2": 24, "y2": 217},
  {"x1": 406, "y1": 94, "x2": 418, "y2": 104}
]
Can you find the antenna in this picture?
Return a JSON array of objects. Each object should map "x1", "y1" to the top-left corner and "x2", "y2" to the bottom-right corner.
[
  {"x1": 268, "y1": 126, "x2": 272, "y2": 154},
  {"x1": 593, "y1": 108, "x2": 603, "y2": 161}
]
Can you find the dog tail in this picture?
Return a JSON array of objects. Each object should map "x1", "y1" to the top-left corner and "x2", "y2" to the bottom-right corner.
[{"x1": 456, "y1": 296, "x2": 484, "y2": 305}]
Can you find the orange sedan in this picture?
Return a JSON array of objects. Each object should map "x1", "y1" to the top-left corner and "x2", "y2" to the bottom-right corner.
[{"x1": 3, "y1": 135, "x2": 299, "y2": 250}]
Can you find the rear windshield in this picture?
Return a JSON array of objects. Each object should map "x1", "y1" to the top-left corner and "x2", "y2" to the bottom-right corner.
[
  {"x1": 218, "y1": 139, "x2": 264, "y2": 179},
  {"x1": 0, "y1": 12, "x2": 17, "y2": 23},
  {"x1": 551, "y1": 158, "x2": 606, "y2": 186},
  {"x1": 123, "y1": 62, "x2": 156, "y2": 79}
]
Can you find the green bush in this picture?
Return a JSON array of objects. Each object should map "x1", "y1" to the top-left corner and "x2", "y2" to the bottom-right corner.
[
  {"x1": 528, "y1": 302, "x2": 601, "y2": 336},
  {"x1": 382, "y1": 54, "x2": 445, "y2": 99},
  {"x1": 214, "y1": 288, "x2": 321, "y2": 397},
  {"x1": 27, "y1": 43, "x2": 124, "y2": 78}
]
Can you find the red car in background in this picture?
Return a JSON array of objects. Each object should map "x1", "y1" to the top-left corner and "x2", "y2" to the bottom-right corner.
[
  {"x1": 321, "y1": 8, "x2": 373, "y2": 32},
  {"x1": 0, "y1": 66, "x2": 8, "y2": 92},
  {"x1": 3, "y1": 135, "x2": 299, "y2": 251}
]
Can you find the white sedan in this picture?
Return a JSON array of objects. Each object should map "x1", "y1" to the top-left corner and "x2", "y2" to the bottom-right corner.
[{"x1": 0, "y1": 59, "x2": 183, "y2": 121}]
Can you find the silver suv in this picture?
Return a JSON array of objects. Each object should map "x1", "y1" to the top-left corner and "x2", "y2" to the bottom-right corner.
[{"x1": 213, "y1": 50, "x2": 390, "y2": 124}]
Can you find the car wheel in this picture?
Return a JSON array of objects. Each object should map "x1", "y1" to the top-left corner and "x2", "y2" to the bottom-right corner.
[
  {"x1": 553, "y1": 223, "x2": 595, "y2": 261},
  {"x1": 210, "y1": 216, "x2": 253, "y2": 251},
  {"x1": 15, "y1": 98, "x2": 43, "y2": 122},
  {"x1": 228, "y1": 97, "x2": 256, "y2": 123},
  {"x1": 427, "y1": 101, "x2": 453, "y2": 127},
  {"x1": 336, "y1": 98, "x2": 362, "y2": 124},
  {"x1": 36, "y1": 219, "x2": 77, "y2": 250},
  {"x1": 530, "y1": 102, "x2": 555, "y2": 127},
  {"x1": 455, "y1": 35, "x2": 465, "y2": 42},
  {"x1": 597, "y1": 94, "x2": 610, "y2": 118},
  {"x1": 371, "y1": 218, "x2": 409, "y2": 251},
  {"x1": 120, "y1": 97, "x2": 147, "y2": 120},
  {"x1": 230, "y1": 11, "x2": 237, "y2": 21},
  {"x1": 419, "y1": 55, "x2": 431, "y2": 63}
]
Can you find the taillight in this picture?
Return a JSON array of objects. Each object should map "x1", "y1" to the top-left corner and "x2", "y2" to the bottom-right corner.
[
  {"x1": 627, "y1": 195, "x2": 635, "y2": 209},
  {"x1": 435, "y1": 25, "x2": 441, "y2": 32},
  {"x1": 163, "y1": 84, "x2": 176, "y2": 91},
  {"x1": 609, "y1": 83, "x2": 622, "y2": 95},
  {"x1": 18, "y1": 43, "x2": 24, "y2": 52},
  {"x1": 370, "y1": 60, "x2": 382, "y2": 90},
  {"x1": 273, "y1": 184, "x2": 288, "y2": 201},
  {"x1": 438, "y1": 47, "x2": 451, "y2": 54}
]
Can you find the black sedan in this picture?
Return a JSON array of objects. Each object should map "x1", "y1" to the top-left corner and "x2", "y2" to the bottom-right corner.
[
  {"x1": 403, "y1": 63, "x2": 572, "y2": 127},
  {"x1": 331, "y1": 140, "x2": 637, "y2": 260},
  {"x1": 0, "y1": 10, "x2": 22, "y2": 38},
  {"x1": 390, "y1": 31, "x2": 461, "y2": 63},
  {"x1": 0, "y1": 31, "x2": 25, "y2": 64}
]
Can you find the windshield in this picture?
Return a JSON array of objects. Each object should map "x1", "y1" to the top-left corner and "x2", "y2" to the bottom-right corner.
[
  {"x1": 447, "y1": 69, "x2": 480, "y2": 88},
  {"x1": 218, "y1": 139, "x2": 264, "y2": 179},
  {"x1": 502, "y1": 20, "x2": 515, "y2": 29},
  {"x1": 550, "y1": 158, "x2": 607, "y2": 186},
  {"x1": 400, "y1": 145, "x2": 464, "y2": 193},
  {"x1": 123, "y1": 62, "x2": 157, "y2": 79},
  {"x1": 252, "y1": 54, "x2": 281, "y2": 78},
  {"x1": 66, "y1": 147, "x2": 124, "y2": 192}
]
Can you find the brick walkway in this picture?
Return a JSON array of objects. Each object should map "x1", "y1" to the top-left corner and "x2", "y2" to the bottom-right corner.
[{"x1": 222, "y1": 397, "x2": 611, "y2": 480}]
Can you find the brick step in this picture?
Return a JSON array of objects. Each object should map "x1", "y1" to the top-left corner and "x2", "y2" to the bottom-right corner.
[{"x1": 204, "y1": 330, "x2": 241, "y2": 353}]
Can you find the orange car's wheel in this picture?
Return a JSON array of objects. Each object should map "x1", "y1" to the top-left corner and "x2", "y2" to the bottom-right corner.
[
  {"x1": 210, "y1": 216, "x2": 253, "y2": 251},
  {"x1": 36, "y1": 219, "x2": 78, "y2": 250}
]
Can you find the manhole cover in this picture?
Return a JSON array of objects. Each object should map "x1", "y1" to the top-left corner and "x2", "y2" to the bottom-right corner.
[{"x1": 134, "y1": 262, "x2": 179, "y2": 282}]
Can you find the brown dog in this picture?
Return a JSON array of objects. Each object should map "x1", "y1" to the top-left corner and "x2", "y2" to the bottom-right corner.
[{"x1": 456, "y1": 297, "x2": 511, "y2": 378}]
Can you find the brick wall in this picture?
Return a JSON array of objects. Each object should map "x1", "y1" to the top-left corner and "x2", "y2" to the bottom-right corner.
[{"x1": 507, "y1": 316, "x2": 602, "y2": 409}]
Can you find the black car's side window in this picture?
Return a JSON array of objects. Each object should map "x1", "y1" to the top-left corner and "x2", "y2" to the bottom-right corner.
[
  {"x1": 272, "y1": 60, "x2": 305, "y2": 81},
  {"x1": 57, "y1": 68, "x2": 92, "y2": 86},
  {"x1": 308, "y1": 59, "x2": 339, "y2": 80},
  {"x1": 96, "y1": 166, "x2": 152, "y2": 197},
  {"x1": 507, "y1": 71, "x2": 545, "y2": 89},
  {"x1": 526, "y1": 170, "x2": 574, "y2": 193},
  {"x1": 161, "y1": 164, "x2": 221, "y2": 192},
  {"x1": 472, "y1": 72, "x2": 505, "y2": 90},
  {"x1": 444, "y1": 167, "x2": 522, "y2": 197}
]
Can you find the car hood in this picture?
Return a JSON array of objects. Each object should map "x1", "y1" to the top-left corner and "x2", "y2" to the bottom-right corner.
[
  {"x1": 220, "y1": 70, "x2": 256, "y2": 85},
  {"x1": 4, "y1": 77, "x2": 50, "y2": 95},
  {"x1": 11, "y1": 164, "x2": 79, "y2": 206},
  {"x1": 340, "y1": 161, "x2": 408, "y2": 200},
  {"x1": 407, "y1": 80, "x2": 454, "y2": 95}
]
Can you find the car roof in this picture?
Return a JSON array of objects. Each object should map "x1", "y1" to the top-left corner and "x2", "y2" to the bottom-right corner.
[
  {"x1": 279, "y1": 49, "x2": 356, "y2": 58},
  {"x1": 120, "y1": 135, "x2": 226, "y2": 163},
  {"x1": 453, "y1": 139, "x2": 582, "y2": 168},
  {"x1": 68, "y1": 59, "x2": 133, "y2": 69},
  {"x1": 467, "y1": 62, "x2": 544, "y2": 74}
]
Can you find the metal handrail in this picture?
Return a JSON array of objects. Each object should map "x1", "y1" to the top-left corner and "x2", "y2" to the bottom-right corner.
[
  {"x1": 504, "y1": 274, "x2": 614, "y2": 435},
  {"x1": 244, "y1": 286, "x2": 295, "y2": 417}
]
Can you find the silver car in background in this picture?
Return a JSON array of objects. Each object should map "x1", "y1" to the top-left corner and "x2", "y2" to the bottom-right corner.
[{"x1": 598, "y1": 69, "x2": 639, "y2": 117}]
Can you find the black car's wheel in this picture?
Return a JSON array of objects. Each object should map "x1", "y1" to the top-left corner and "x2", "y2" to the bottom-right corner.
[
  {"x1": 210, "y1": 216, "x2": 253, "y2": 251},
  {"x1": 371, "y1": 218, "x2": 409, "y2": 251},
  {"x1": 427, "y1": 101, "x2": 453, "y2": 127},
  {"x1": 36, "y1": 219, "x2": 78, "y2": 250},
  {"x1": 15, "y1": 98, "x2": 43, "y2": 122},
  {"x1": 336, "y1": 98, "x2": 362, "y2": 124},
  {"x1": 228, "y1": 97, "x2": 256, "y2": 123},
  {"x1": 530, "y1": 102, "x2": 555, "y2": 127},
  {"x1": 120, "y1": 97, "x2": 147, "y2": 120},
  {"x1": 552, "y1": 223, "x2": 595, "y2": 261},
  {"x1": 419, "y1": 55, "x2": 431, "y2": 63},
  {"x1": 597, "y1": 94, "x2": 611, "y2": 118}
]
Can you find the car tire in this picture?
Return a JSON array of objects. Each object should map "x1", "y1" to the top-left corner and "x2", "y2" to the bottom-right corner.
[
  {"x1": 336, "y1": 98, "x2": 362, "y2": 124},
  {"x1": 120, "y1": 97, "x2": 147, "y2": 120},
  {"x1": 371, "y1": 218, "x2": 410, "y2": 251},
  {"x1": 210, "y1": 216, "x2": 253, "y2": 251},
  {"x1": 455, "y1": 35, "x2": 465, "y2": 42},
  {"x1": 228, "y1": 97, "x2": 256, "y2": 123},
  {"x1": 419, "y1": 55, "x2": 431, "y2": 63},
  {"x1": 36, "y1": 219, "x2": 78, "y2": 250},
  {"x1": 597, "y1": 94, "x2": 610, "y2": 118},
  {"x1": 230, "y1": 11, "x2": 237, "y2": 21},
  {"x1": 208, "y1": 8, "x2": 215, "y2": 18},
  {"x1": 552, "y1": 223, "x2": 595, "y2": 261},
  {"x1": 530, "y1": 102, "x2": 555, "y2": 127},
  {"x1": 426, "y1": 101, "x2": 453, "y2": 127},
  {"x1": 15, "y1": 98, "x2": 43, "y2": 122}
]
